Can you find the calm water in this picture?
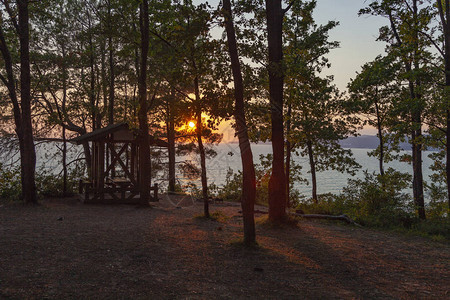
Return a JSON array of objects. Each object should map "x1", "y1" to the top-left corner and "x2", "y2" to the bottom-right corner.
[
  {"x1": 3, "y1": 141, "x2": 437, "y2": 198},
  {"x1": 180, "y1": 143, "x2": 437, "y2": 198}
]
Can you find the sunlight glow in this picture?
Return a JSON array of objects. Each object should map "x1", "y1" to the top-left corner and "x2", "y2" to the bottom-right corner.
[{"x1": 188, "y1": 121, "x2": 196, "y2": 129}]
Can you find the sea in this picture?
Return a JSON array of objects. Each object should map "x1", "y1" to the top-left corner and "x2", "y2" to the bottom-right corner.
[
  {"x1": 1, "y1": 141, "x2": 439, "y2": 199},
  {"x1": 177, "y1": 143, "x2": 437, "y2": 198}
]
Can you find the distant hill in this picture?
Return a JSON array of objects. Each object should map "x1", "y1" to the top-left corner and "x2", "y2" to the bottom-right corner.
[{"x1": 339, "y1": 135, "x2": 412, "y2": 150}]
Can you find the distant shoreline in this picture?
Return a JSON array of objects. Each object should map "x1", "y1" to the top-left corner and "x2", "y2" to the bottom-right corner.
[{"x1": 225, "y1": 135, "x2": 438, "y2": 151}]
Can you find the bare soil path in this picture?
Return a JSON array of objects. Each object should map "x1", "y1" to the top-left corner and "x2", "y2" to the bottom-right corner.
[{"x1": 0, "y1": 195, "x2": 448, "y2": 299}]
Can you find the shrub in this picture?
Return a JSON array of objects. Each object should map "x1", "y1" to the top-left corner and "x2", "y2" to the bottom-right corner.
[{"x1": 0, "y1": 163, "x2": 22, "y2": 202}]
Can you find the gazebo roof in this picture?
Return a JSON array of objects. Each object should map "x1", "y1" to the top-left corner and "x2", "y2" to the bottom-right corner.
[
  {"x1": 72, "y1": 123, "x2": 130, "y2": 144},
  {"x1": 72, "y1": 123, "x2": 169, "y2": 147}
]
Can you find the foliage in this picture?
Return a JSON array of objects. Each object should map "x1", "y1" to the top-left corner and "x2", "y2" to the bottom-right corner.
[
  {"x1": 0, "y1": 162, "x2": 84, "y2": 201},
  {"x1": 35, "y1": 165, "x2": 84, "y2": 197},
  {"x1": 217, "y1": 154, "x2": 303, "y2": 206},
  {"x1": 0, "y1": 164, "x2": 22, "y2": 202},
  {"x1": 297, "y1": 169, "x2": 414, "y2": 227}
]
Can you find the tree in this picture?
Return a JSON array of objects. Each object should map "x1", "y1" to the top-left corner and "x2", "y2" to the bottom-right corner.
[
  {"x1": 283, "y1": 0, "x2": 359, "y2": 203},
  {"x1": 265, "y1": 0, "x2": 288, "y2": 222},
  {"x1": 361, "y1": 0, "x2": 434, "y2": 219},
  {"x1": 138, "y1": 0, "x2": 151, "y2": 204},
  {"x1": 348, "y1": 55, "x2": 402, "y2": 180},
  {"x1": 433, "y1": 0, "x2": 450, "y2": 212},
  {"x1": 0, "y1": 0, "x2": 37, "y2": 204},
  {"x1": 222, "y1": 0, "x2": 256, "y2": 245}
]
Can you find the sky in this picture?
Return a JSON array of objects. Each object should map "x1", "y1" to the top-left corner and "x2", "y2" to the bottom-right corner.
[
  {"x1": 313, "y1": 0, "x2": 389, "y2": 92},
  {"x1": 206, "y1": 0, "x2": 389, "y2": 140}
]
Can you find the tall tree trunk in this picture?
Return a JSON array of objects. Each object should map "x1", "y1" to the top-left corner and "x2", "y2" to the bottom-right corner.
[
  {"x1": 266, "y1": 0, "x2": 287, "y2": 222},
  {"x1": 374, "y1": 95, "x2": 385, "y2": 178},
  {"x1": 88, "y1": 17, "x2": 97, "y2": 131},
  {"x1": 306, "y1": 139, "x2": 317, "y2": 203},
  {"x1": 412, "y1": 128, "x2": 425, "y2": 219},
  {"x1": 17, "y1": 0, "x2": 37, "y2": 203},
  {"x1": 167, "y1": 91, "x2": 176, "y2": 193},
  {"x1": 411, "y1": 0, "x2": 425, "y2": 219},
  {"x1": 108, "y1": 2, "x2": 115, "y2": 125},
  {"x1": 223, "y1": 0, "x2": 256, "y2": 245},
  {"x1": 194, "y1": 75, "x2": 209, "y2": 218},
  {"x1": 100, "y1": 39, "x2": 107, "y2": 128},
  {"x1": 437, "y1": 0, "x2": 450, "y2": 213},
  {"x1": 138, "y1": 0, "x2": 151, "y2": 205},
  {"x1": 285, "y1": 101, "x2": 292, "y2": 208},
  {"x1": 62, "y1": 126, "x2": 67, "y2": 195},
  {"x1": 18, "y1": 0, "x2": 37, "y2": 204}
]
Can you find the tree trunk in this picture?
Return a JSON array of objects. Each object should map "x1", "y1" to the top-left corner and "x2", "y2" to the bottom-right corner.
[
  {"x1": 437, "y1": 0, "x2": 450, "y2": 213},
  {"x1": 100, "y1": 39, "x2": 107, "y2": 129},
  {"x1": 285, "y1": 101, "x2": 292, "y2": 208},
  {"x1": 62, "y1": 125, "x2": 67, "y2": 196},
  {"x1": 88, "y1": 18, "x2": 97, "y2": 131},
  {"x1": 138, "y1": 0, "x2": 151, "y2": 205},
  {"x1": 18, "y1": 0, "x2": 37, "y2": 204},
  {"x1": 223, "y1": 0, "x2": 256, "y2": 245},
  {"x1": 194, "y1": 75, "x2": 209, "y2": 218},
  {"x1": 411, "y1": 0, "x2": 425, "y2": 219},
  {"x1": 108, "y1": 3, "x2": 115, "y2": 125},
  {"x1": 374, "y1": 95, "x2": 385, "y2": 178},
  {"x1": 412, "y1": 129, "x2": 425, "y2": 219},
  {"x1": 167, "y1": 91, "x2": 176, "y2": 193},
  {"x1": 266, "y1": 0, "x2": 287, "y2": 222},
  {"x1": 306, "y1": 140, "x2": 317, "y2": 203}
]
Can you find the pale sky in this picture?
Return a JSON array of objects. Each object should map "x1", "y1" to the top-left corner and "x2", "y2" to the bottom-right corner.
[
  {"x1": 204, "y1": 0, "x2": 388, "y2": 139},
  {"x1": 313, "y1": 0, "x2": 388, "y2": 92},
  {"x1": 202, "y1": 0, "x2": 389, "y2": 91}
]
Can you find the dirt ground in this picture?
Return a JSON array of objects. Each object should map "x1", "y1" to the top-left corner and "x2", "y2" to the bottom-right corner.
[{"x1": 0, "y1": 194, "x2": 448, "y2": 299}]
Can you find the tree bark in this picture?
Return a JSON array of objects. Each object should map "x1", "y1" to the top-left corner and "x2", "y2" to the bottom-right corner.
[
  {"x1": 194, "y1": 75, "x2": 209, "y2": 218},
  {"x1": 108, "y1": 2, "x2": 115, "y2": 125},
  {"x1": 266, "y1": 0, "x2": 287, "y2": 222},
  {"x1": 167, "y1": 91, "x2": 176, "y2": 193},
  {"x1": 88, "y1": 16, "x2": 97, "y2": 131},
  {"x1": 17, "y1": 0, "x2": 37, "y2": 204},
  {"x1": 223, "y1": 0, "x2": 256, "y2": 245},
  {"x1": 138, "y1": 0, "x2": 151, "y2": 204},
  {"x1": 411, "y1": 0, "x2": 425, "y2": 219},
  {"x1": 437, "y1": 0, "x2": 450, "y2": 213},
  {"x1": 306, "y1": 139, "x2": 317, "y2": 203},
  {"x1": 374, "y1": 94, "x2": 385, "y2": 178},
  {"x1": 285, "y1": 101, "x2": 292, "y2": 208},
  {"x1": 62, "y1": 125, "x2": 67, "y2": 195}
]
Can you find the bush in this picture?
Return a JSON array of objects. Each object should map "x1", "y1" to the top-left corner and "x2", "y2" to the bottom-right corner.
[
  {"x1": 0, "y1": 162, "x2": 85, "y2": 202},
  {"x1": 217, "y1": 169, "x2": 242, "y2": 202},
  {"x1": 216, "y1": 166, "x2": 275, "y2": 206},
  {"x1": 0, "y1": 163, "x2": 22, "y2": 202},
  {"x1": 336, "y1": 169, "x2": 415, "y2": 228},
  {"x1": 295, "y1": 169, "x2": 417, "y2": 228}
]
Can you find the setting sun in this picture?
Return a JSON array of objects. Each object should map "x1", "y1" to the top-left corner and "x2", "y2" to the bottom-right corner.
[{"x1": 188, "y1": 121, "x2": 196, "y2": 128}]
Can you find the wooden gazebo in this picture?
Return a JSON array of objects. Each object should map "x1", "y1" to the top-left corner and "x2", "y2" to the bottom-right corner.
[{"x1": 73, "y1": 123, "x2": 168, "y2": 204}]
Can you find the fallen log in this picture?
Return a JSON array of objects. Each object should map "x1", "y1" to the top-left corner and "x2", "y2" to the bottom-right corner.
[{"x1": 291, "y1": 212, "x2": 362, "y2": 227}]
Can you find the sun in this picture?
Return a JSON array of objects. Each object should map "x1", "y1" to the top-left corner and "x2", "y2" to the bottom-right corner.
[{"x1": 188, "y1": 121, "x2": 196, "y2": 129}]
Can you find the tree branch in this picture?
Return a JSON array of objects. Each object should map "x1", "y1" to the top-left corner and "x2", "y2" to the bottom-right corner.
[
  {"x1": 282, "y1": 0, "x2": 296, "y2": 15},
  {"x1": 1, "y1": 0, "x2": 19, "y2": 33}
]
